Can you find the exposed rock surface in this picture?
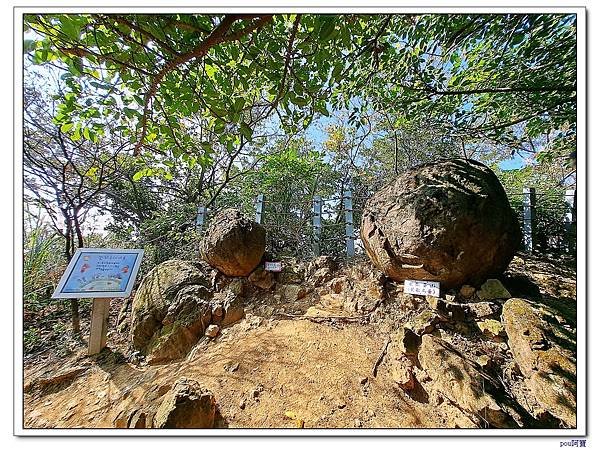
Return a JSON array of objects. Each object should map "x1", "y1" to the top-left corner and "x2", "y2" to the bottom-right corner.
[
  {"x1": 200, "y1": 209, "x2": 266, "y2": 277},
  {"x1": 307, "y1": 256, "x2": 338, "y2": 285},
  {"x1": 130, "y1": 260, "x2": 244, "y2": 363},
  {"x1": 477, "y1": 279, "x2": 512, "y2": 300},
  {"x1": 248, "y1": 266, "x2": 275, "y2": 290},
  {"x1": 154, "y1": 378, "x2": 216, "y2": 428},
  {"x1": 418, "y1": 335, "x2": 512, "y2": 427},
  {"x1": 360, "y1": 159, "x2": 521, "y2": 288},
  {"x1": 502, "y1": 298, "x2": 576, "y2": 427}
]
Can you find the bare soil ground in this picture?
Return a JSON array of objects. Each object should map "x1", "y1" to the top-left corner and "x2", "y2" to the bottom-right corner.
[{"x1": 22, "y1": 252, "x2": 577, "y2": 430}]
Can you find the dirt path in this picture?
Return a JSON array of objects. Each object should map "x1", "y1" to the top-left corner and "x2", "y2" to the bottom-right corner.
[{"x1": 24, "y1": 317, "x2": 453, "y2": 429}]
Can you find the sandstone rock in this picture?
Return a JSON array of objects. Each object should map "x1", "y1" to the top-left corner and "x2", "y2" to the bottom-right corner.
[
  {"x1": 329, "y1": 278, "x2": 346, "y2": 294},
  {"x1": 463, "y1": 301, "x2": 501, "y2": 319},
  {"x1": 360, "y1": 159, "x2": 520, "y2": 288},
  {"x1": 131, "y1": 260, "x2": 211, "y2": 353},
  {"x1": 477, "y1": 279, "x2": 511, "y2": 300},
  {"x1": 425, "y1": 295, "x2": 439, "y2": 310},
  {"x1": 142, "y1": 285, "x2": 212, "y2": 364},
  {"x1": 392, "y1": 327, "x2": 421, "y2": 356},
  {"x1": 154, "y1": 378, "x2": 216, "y2": 428},
  {"x1": 220, "y1": 293, "x2": 244, "y2": 327},
  {"x1": 476, "y1": 319, "x2": 505, "y2": 339},
  {"x1": 502, "y1": 298, "x2": 576, "y2": 427},
  {"x1": 131, "y1": 259, "x2": 244, "y2": 363},
  {"x1": 36, "y1": 366, "x2": 88, "y2": 389},
  {"x1": 308, "y1": 256, "x2": 338, "y2": 285},
  {"x1": 405, "y1": 309, "x2": 441, "y2": 335},
  {"x1": 277, "y1": 284, "x2": 307, "y2": 302},
  {"x1": 227, "y1": 278, "x2": 245, "y2": 296},
  {"x1": 205, "y1": 324, "x2": 219, "y2": 338},
  {"x1": 419, "y1": 335, "x2": 511, "y2": 427},
  {"x1": 200, "y1": 208, "x2": 266, "y2": 277},
  {"x1": 390, "y1": 355, "x2": 415, "y2": 391},
  {"x1": 248, "y1": 267, "x2": 275, "y2": 290}
]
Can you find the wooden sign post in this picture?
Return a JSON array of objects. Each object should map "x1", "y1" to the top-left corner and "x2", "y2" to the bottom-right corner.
[
  {"x1": 88, "y1": 299, "x2": 111, "y2": 355},
  {"x1": 52, "y1": 248, "x2": 144, "y2": 356}
]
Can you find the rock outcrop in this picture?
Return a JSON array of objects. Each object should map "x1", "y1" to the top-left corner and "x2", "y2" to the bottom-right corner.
[
  {"x1": 200, "y1": 209, "x2": 266, "y2": 277},
  {"x1": 418, "y1": 335, "x2": 512, "y2": 427},
  {"x1": 130, "y1": 260, "x2": 244, "y2": 363},
  {"x1": 360, "y1": 159, "x2": 521, "y2": 288},
  {"x1": 154, "y1": 378, "x2": 217, "y2": 428},
  {"x1": 502, "y1": 298, "x2": 576, "y2": 427}
]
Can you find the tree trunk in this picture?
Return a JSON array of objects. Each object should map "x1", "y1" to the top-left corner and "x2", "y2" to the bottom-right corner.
[
  {"x1": 63, "y1": 218, "x2": 81, "y2": 334},
  {"x1": 70, "y1": 298, "x2": 81, "y2": 334}
]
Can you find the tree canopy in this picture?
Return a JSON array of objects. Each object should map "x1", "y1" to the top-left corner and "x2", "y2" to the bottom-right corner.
[{"x1": 24, "y1": 13, "x2": 576, "y2": 169}]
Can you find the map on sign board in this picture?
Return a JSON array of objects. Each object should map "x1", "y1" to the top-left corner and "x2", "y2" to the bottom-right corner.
[
  {"x1": 264, "y1": 261, "x2": 283, "y2": 272},
  {"x1": 403, "y1": 280, "x2": 441, "y2": 297},
  {"x1": 52, "y1": 248, "x2": 144, "y2": 299}
]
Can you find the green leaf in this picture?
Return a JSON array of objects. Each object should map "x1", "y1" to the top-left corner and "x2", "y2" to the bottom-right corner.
[
  {"x1": 132, "y1": 167, "x2": 154, "y2": 181},
  {"x1": 319, "y1": 17, "x2": 337, "y2": 41},
  {"x1": 240, "y1": 123, "x2": 252, "y2": 141},
  {"x1": 60, "y1": 123, "x2": 74, "y2": 133}
]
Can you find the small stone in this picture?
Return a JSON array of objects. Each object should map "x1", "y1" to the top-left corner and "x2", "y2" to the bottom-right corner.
[
  {"x1": 460, "y1": 285, "x2": 476, "y2": 299},
  {"x1": 477, "y1": 279, "x2": 511, "y2": 300},
  {"x1": 464, "y1": 301, "x2": 501, "y2": 319},
  {"x1": 425, "y1": 295, "x2": 439, "y2": 310},
  {"x1": 239, "y1": 398, "x2": 246, "y2": 410},
  {"x1": 154, "y1": 378, "x2": 216, "y2": 428},
  {"x1": 359, "y1": 376, "x2": 369, "y2": 385},
  {"x1": 367, "y1": 410, "x2": 376, "y2": 418},
  {"x1": 248, "y1": 267, "x2": 275, "y2": 290},
  {"x1": 329, "y1": 278, "x2": 345, "y2": 294},
  {"x1": 476, "y1": 319, "x2": 505, "y2": 339},
  {"x1": 212, "y1": 305, "x2": 224, "y2": 318},
  {"x1": 229, "y1": 362, "x2": 240, "y2": 372},
  {"x1": 476, "y1": 355, "x2": 492, "y2": 370},
  {"x1": 205, "y1": 324, "x2": 220, "y2": 338},
  {"x1": 337, "y1": 402, "x2": 346, "y2": 409},
  {"x1": 354, "y1": 419, "x2": 362, "y2": 428},
  {"x1": 390, "y1": 356, "x2": 415, "y2": 391},
  {"x1": 405, "y1": 309, "x2": 440, "y2": 335}
]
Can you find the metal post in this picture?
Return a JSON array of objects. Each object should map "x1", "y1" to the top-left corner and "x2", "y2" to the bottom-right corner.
[
  {"x1": 344, "y1": 187, "x2": 355, "y2": 258},
  {"x1": 313, "y1": 195, "x2": 322, "y2": 256},
  {"x1": 255, "y1": 194, "x2": 264, "y2": 224},
  {"x1": 523, "y1": 187, "x2": 536, "y2": 253},
  {"x1": 565, "y1": 188, "x2": 576, "y2": 253},
  {"x1": 196, "y1": 205, "x2": 207, "y2": 232}
]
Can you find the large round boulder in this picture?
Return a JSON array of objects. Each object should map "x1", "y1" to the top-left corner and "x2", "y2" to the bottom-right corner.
[
  {"x1": 360, "y1": 159, "x2": 521, "y2": 288},
  {"x1": 200, "y1": 208, "x2": 266, "y2": 277}
]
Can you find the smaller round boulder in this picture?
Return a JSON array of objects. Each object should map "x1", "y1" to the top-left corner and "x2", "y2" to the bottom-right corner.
[{"x1": 200, "y1": 209, "x2": 266, "y2": 277}]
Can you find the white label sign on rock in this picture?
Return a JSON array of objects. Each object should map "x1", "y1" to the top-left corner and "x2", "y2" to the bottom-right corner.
[
  {"x1": 403, "y1": 279, "x2": 440, "y2": 297},
  {"x1": 264, "y1": 261, "x2": 283, "y2": 272}
]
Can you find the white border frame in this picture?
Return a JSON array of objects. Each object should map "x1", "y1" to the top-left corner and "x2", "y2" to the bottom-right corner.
[
  {"x1": 51, "y1": 248, "x2": 144, "y2": 299},
  {"x1": 13, "y1": 4, "x2": 587, "y2": 438}
]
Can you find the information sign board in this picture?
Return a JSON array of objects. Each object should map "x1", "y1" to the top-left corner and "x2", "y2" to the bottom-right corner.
[
  {"x1": 403, "y1": 279, "x2": 441, "y2": 297},
  {"x1": 264, "y1": 261, "x2": 283, "y2": 272},
  {"x1": 52, "y1": 248, "x2": 144, "y2": 299}
]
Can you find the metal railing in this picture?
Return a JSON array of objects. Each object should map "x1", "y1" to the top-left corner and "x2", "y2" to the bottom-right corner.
[{"x1": 194, "y1": 186, "x2": 577, "y2": 260}]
